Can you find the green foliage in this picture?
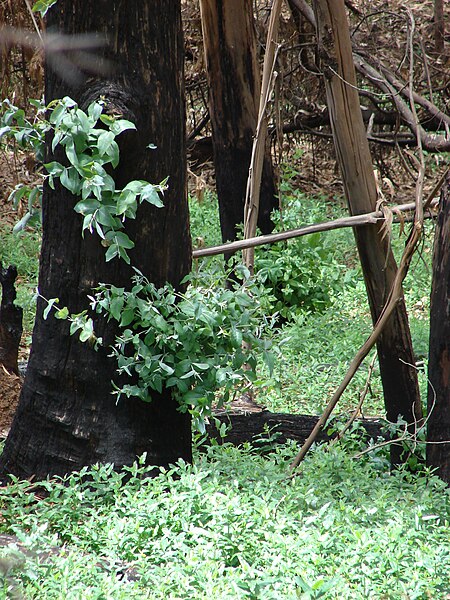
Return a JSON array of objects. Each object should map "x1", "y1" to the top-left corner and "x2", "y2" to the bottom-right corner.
[
  {"x1": 88, "y1": 270, "x2": 275, "y2": 432},
  {"x1": 32, "y1": 0, "x2": 58, "y2": 16},
  {"x1": 1, "y1": 96, "x2": 166, "y2": 261},
  {"x1": 255, "y1": 196, "x2": 353, "y2": 318},
  {"x1": 1, "y1": 442, "x2": 450, "y2": 598},
  {"x1": 44, "y1": 96, "x2": 166, "y2": 263},
  {"x1": 0, "y1": 227, "x2": 40, "y2": 335},
  {"x1": 0, "y1": 98, "x2": 47, "y2": 231}
]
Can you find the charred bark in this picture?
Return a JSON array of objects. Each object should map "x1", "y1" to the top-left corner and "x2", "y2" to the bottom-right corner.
[
  {"x1": 0, "y1": 0, "x2": 192, "y2": 482},
  {"x1": 205, "y1": 410, "x2": 386, "y2": 448},
  {"x1": 199, "y1": 0, "x2": 277, "y2": 261},
  {"x1": 426, "y1": 174, "x2": 450, "y2": 482},
  {"x1": 0, "y1": 264, "x2": 23, "y2": 376}
]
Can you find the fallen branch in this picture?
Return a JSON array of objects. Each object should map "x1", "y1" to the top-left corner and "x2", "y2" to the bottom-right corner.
[{"x1": 192, "y1": 198, "x2": 438, "y2": 259}]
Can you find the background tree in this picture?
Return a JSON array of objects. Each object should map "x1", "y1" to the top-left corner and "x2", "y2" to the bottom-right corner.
[
  {"x1": 199, "y1": 0, "x2": 277, "y2": 261},
  {"x1": 427, "y1": 175, "x2": 450, "y2": 481},
  {"x1": 0, "y1": 0, "x2": 192, "y2": 482}
]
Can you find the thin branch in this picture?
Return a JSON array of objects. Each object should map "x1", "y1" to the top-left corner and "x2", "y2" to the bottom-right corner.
[
  {"x1": 289, "y1": 171, "x2": 446, "y2": 472},
  {"x1": 331, "y1": 351, "x2": 378, "y2": 445},
  {"x1": 192, "y1": 197, "x2": 439, "y2": 259}
]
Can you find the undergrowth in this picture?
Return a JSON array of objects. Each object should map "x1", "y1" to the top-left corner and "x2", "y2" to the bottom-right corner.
[{"x1": 0, "y1": 440, "x2": 449, "y2": 599}]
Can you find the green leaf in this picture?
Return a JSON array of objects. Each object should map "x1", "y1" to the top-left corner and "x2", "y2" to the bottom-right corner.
[
  {"x1": 109, "y1": 296, "x2": 124, "y2": 321},
  {"x1": 140, "y1": 184, "x2": 164, "y2": 208},
  {"x1": 32, "y1": 0, "x2": 58, "y2": 17},
  {"x1": 88, "y1": 101, "x2": 103, "y2": 122},
  {"x1": 105, "y1": 245, "x2": 119, "y2": 262},
  {"x1": 44, "y1": 161, "x2": 64, "y2": 176},
  {"x1": 110, "y1": 119, "x2": 136, "y2": 136},
  {"x1": 120, "y1": 309, "x2": 135, "y2": 327},
  {"x1": 116, "y1": 190, "x2": 138, "y2": 216},
  {"x1": 43, "y1": 297, "x2": 59, "y2": 320},
  {"x1": 0, "y1": 125, "x2": 11, "y2": 139},
  {"x1": 97, "y1": 131, "x2": 115, "y2": 156},
  {"x1": 60, "y1": 167, "x2": 81, "y2": 195},
  {"x1": 105, "y1": 231, "x2": 135, "y2": 249},
  {"x1": 74, "y1": 198, "x2": 101, "y2": 215},
  {"x1": 55, "y1": 307, "x2": 69, "y2": 320}
]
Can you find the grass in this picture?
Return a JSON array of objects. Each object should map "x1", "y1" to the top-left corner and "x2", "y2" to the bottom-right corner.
[{"x1": 1, "y1": 440, "x2": 449, "y2": 598}]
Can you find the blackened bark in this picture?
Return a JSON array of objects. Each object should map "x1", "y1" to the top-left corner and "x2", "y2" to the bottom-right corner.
[
  {"x1": 206, "y1": 411, "x2": 386, "y2": 447},
  {"x1": 426, "y1": 175, "x2": 450, "y2": 482},
  {"x1": 0, "y1": 264, "x2": 23, "y2": 376},
  {"x1": 199, "y1": 0, "x2": 277, "y2": 260},
  {"x1": 0, "y1": 0, "x2": 192, "y2": 482}
]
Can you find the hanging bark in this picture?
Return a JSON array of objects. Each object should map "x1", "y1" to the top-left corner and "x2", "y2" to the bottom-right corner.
[
  {"x1": 199, "y1": 0, "x2": 277, "y2": 261},
  {"x1": 313, "y1": 0, "x2": 422, "y2": 465},
  {"x1": 426, "y1": 174, "x2": 450, "y2": 482},
  {"x1": 0, "y1": 0, "x2": 192, "y2": 482}
]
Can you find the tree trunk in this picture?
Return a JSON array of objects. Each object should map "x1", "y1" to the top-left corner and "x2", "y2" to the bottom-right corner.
[
  {"x1": 426, "y1": 175, "x2": 450, "y2": 482},
  {"x1": 313, "y1": 0, "x2": 422, "y2": 465},
  {"x1": 0, "y1": 0, "x2": 192, "y2": 482},
  {"x1": 199, "y1": 0, "x2": 277, "y2": 260},
  {"x1": 434, "y1": 0, "x2": 445, "y2": 54}
]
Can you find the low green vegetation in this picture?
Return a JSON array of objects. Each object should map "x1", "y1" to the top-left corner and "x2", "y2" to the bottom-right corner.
[
  {"x1": 1, "y1": 439, "x2": 449, "y2": 599},
  {"x1": 189, "y1": 187, "x2": 433, "y2": 417},
  {"x1": 0, "y1": 226, "x2": 40, "y2": 336}
]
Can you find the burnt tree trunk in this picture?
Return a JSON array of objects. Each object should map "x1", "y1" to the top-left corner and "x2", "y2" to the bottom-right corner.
[
  {"x1": 0, "y1": 264, "x2": 23, "y2": 376},
  {"x1": 0, "y1": 0, "x2": 192, "y2": 482},
  {"x1": 426, "y1": 175, "x2": 450, "y2": 482},
  {"x1": 313, "y1": 0, "x2": 422, "y2": 465},
  {"x1": 199, "y1": 0, "x2": 277, "y2": 260}
]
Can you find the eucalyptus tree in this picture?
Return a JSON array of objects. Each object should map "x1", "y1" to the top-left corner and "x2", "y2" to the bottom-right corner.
[{"x1": 0, "y1": 0, "x2": 192, "y2": 481}]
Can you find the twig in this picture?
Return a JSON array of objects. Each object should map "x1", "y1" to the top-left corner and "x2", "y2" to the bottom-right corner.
[{"x1": 243, "y1": 0, "x2": 283, "y2": 273}]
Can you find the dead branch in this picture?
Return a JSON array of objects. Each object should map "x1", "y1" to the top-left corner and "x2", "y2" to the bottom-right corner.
[
  {"x1": 286, "y1": 4, "x2": 450, "y2": 153},
  {"x1": 192, "y1": 198, "x2": 438, "y2": 259}
]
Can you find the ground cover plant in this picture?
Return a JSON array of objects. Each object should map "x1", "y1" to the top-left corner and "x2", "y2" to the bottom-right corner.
[{"x1": 1, "y1": 437, "x2": 450, "y2": 599}]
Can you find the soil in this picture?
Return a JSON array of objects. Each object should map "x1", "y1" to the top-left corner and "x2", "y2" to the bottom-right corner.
[{"x1": 0, "y1": 368, "x2": 21, "y2": 439}]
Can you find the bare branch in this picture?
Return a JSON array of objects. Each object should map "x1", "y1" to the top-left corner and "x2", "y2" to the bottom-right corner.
[{"x1": 193, "y1": 197, "x2": 439, "y2": 259}]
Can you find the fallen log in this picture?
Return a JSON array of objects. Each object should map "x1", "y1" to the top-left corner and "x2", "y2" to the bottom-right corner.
[{"x1": 205, "y1": 410, "x2": 387, "y2": 447}]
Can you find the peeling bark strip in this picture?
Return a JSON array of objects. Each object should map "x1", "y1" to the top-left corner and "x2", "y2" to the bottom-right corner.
[
  {"x1": 0, "y1": 0, "x2": 192, "y2": 482},
  {"x1": 311, "y1": 0, "x2": 421, "y2": 466},
  {"x1": 199, "y1": 0, "x2": 277, "y2": 262},
  {"x1": 0, "y1": 264, "x2": 23, "y2": 376},
  {"x1": 427, "y1": 175, "x2": 450, "y2": 482}
]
